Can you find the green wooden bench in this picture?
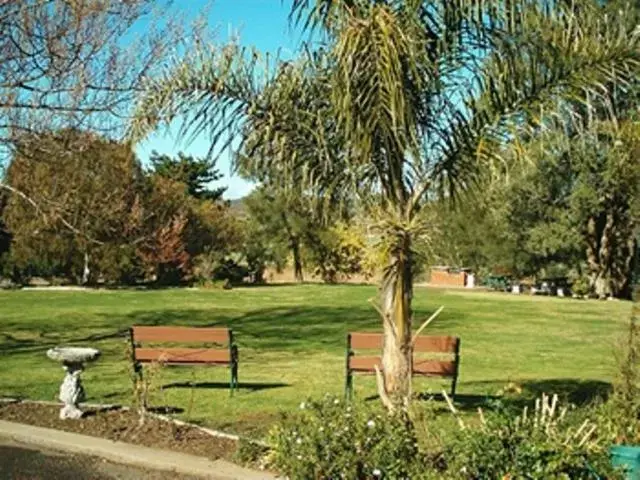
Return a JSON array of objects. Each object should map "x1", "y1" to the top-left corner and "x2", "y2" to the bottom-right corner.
[
  {"x1": 129, "y1": 326, "x2": 238, "y2": 395},
  {"x1": 345, "y1": 332, "x2": 460, "y2": 399}
]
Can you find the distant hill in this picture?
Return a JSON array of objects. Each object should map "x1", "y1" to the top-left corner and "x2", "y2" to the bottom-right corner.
[{"x1": 227, "y1": 197, "x2": 247, "y2": 217}]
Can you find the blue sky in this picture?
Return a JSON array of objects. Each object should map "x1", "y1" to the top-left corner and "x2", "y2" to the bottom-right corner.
[{"x1": 135, "y1": 1, "x2": 302, "y2": 199}]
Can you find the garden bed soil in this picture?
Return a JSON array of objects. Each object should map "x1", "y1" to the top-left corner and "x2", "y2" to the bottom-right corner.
[{"x1": 0, "y1": 402, "x2": 236, "y2": 461}]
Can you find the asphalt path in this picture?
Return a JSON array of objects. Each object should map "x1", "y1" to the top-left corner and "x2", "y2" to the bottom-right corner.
[{"x1": 0, "y1": 440, "x2": 202, "y2": 480}]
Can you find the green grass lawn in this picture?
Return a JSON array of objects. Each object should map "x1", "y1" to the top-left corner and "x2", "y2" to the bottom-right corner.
[{"x1": 0, "y1": 284, "x2": 633, "y2": 437}]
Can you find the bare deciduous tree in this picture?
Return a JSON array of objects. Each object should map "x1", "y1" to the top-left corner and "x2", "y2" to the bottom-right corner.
[{"x1": 0, "y1": 0, "x2": 195, "y2": 236}]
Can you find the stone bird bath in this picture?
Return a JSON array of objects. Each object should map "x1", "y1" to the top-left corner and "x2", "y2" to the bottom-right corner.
[{"x1": 47, "y1": 347, "x2": 101, "y2": 419}]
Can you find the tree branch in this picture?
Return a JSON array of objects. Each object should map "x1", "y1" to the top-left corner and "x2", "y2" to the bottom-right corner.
[
  {"x1": 411, "y1": 306, "x2": 444, "y2": 345},
  {"x1": 374, "y1": 364, "x2": 395, "y2": 412},
  {"x1": 0, "y1": 182, "x2": 104, "y2": 245}
]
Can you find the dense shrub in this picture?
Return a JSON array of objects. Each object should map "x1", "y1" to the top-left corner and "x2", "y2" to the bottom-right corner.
[
  {"x1": 213, "y1": 258, "x2": 249, "y2": 284},
  {"x1": 267, "y1": 395, "x2": 427, "y2": 479},
  {"x1": 570, "y1": 273, "x2": 591, "y2": 297},
  {"x1": 599, "y1": 300, "x2": 640, "y2": 444},
  {"x1": 267, "y1": 394, "x2": 624, "y2": 479},
  {"x1": 442, "y1": 395, "x2": 622, "y2": 479}
]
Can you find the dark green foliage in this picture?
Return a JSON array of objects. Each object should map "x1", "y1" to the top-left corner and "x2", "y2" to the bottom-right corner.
[
  {"x1": 507, "y1": 122, "x2": 639, "y2": 298},
  {"x1": 241, "y1": 237, "x2": 271, "y2": 284},
  {"x1": 428, "y1": 194, "x2": 519, "y2": 278},
  {"x1": 430, "y1": 118, "x2": 639, "y2": 299},
  {"x1": 148, "y1": 151, "x2": 227, "y2": 201},
  {"x1": 2, "y1": 129, "x2": 145, "y2": 284},
  {"x1": 242, "y1": 188, "x2": 303, "y2": 281},
  {"x1": 0, "y1": 132, "x2": 239, "y2": 286},
  {"x1": 242, "y1": 187, "x2": 368, "y2": 284},
  {"x1": 212, "y1": 258, "x2": 249, "y2": 285},
  {"x1": 304, "y1": 227, "x2": 368, "y2": 284}
]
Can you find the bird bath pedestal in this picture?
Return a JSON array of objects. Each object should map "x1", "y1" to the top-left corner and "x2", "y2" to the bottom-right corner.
[{"x1": 46, "y1": 347, "x2": 100, "y2": 419}]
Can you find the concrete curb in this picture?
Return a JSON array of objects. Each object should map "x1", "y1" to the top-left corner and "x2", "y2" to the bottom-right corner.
[{"x1": 0, "y1": 420, "x2": 276, "y2": 480}]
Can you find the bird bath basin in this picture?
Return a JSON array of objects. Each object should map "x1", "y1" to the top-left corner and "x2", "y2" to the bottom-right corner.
[{"x1": 47, "y1": 347, "x2": 101, "y2": 419}]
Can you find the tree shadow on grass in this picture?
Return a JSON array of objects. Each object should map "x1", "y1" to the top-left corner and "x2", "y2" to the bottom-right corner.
[
  {"x1": 145, "y1": 405, "x2": 185, "y2": 414},
  {"x1": 122, "y1": 305, "x2": 467, "y2": 352},
  {"x1": 363, "y1": 378, "x2": 614, "y2": 412},
  {"x1": 162, "y1": 381, "x2": 290, "y2": 392},
  {"x1": 1, "y1": 301, "x2": 466, "y2": 358},
  {"x1": 519, "y1": 378, "x2": 612, "y2": 406},
  {"x1": 125, "y1": 306, "x2": 376, "y2": 351},
  {"x1": 362, "y1": 392, "x2": 499, "y2": 410},
  {"x1": 427, "y1": 392, "x2": 500, "y2": 409},
  {"x1": 82, "y1": 405, "x2": 126, "y2": 417},
  {"x1": 457, "y1": 378, "x2": 612, "y2": 413},
  {"x1": 0, "y1": 329, "x2": 130, "y2": 355}
]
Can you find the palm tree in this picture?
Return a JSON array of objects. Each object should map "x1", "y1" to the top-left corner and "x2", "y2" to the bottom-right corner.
[{"x1": 131, "y1": 0, "x2": 640, "y2": 408}]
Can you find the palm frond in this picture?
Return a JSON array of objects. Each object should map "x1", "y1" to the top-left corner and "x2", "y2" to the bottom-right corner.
[
  {"x1": 290, "y1": 0, "x2": 360, "y2": 34},
  {"x1": 430, "y1": 1, "x2": 640, "y2": 200},
  {"x1": 132, "y1": 0, "x2": 640, "y2": 222},
  {"x1": 129, "y1": 43, "x2": 265, "y2": 152}
]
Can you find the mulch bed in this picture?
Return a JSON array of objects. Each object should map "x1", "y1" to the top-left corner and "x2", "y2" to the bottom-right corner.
[{"x1": 0, "y1": 402, "x2": 237, "y2": 461}]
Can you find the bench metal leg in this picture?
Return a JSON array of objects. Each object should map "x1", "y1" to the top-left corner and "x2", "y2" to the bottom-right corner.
[
  {"x1": 230, "y1": 363, "x2": 238, "y2": 397},
  {"x1": 230, "y1": 345, "x2": 239, "y2": 397},
  {"x1": 345, "y1": 334, "x2": 353, "y2": 400},
  {"x1": 450, "y1": 375, "x2": 458, "y2": 401},
  {"x1": 451, "y1": 340, "x2": 461, "y2": 402},
  {"x1": 134, "y1": 362, "x2": 148, "y2": 410},
  {"x1": 345, "y1": 370, "x2": 353, "y2": 400}
]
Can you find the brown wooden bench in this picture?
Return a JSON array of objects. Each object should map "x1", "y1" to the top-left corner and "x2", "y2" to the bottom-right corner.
[
  {"x1": 345, "y1": 332, "x2": 460, "y2": 399},
  {"x1": 130, "y1": 326, "x2": 238, "y2": 395}
]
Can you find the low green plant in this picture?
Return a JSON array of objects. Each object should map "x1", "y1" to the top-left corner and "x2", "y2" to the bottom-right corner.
[
  {"x1": 570, "y1": 275, "x2": 591, "y2": 297},
  {"x1": 124, "y1": 338, "x2": 165, "y2": 425},
  {"x1": 193, "y1": 251, "x2": 244, "y2": 287},
  {"x1": 196, "y1": 278, "x2": 232, "y2": 290},
  {"x1": 192, "y1": 251, "x2": 218, "y2": 284},
  {"x1": 234, "y1": 438, "x2": 270, "y2": 468},
  {"x1": 442, "y1": 394, "x2": 622, "y2": 479},
  {"x1": 267, "y1": 395, "x2": 428, "y2": 479},
  {"x1": 599, "y1": 287, "x2": 640, "y2": 444}
]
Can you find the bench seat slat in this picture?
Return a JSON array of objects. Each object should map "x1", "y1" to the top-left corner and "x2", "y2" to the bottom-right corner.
[
  {"x1": 350, "y1": 356, "x2": 382, "y2": 372},
  {"x1": 132, "y1": 326, "x2": 228, "y2": 344},
  {"x1": 413, "y1": 359, "x2": 456, "y2": 376},
  {"x1": 135, "y1": 347, "x2": 230, "y2": 364}
]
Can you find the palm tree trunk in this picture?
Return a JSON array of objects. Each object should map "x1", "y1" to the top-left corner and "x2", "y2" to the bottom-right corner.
[{"x1": 379, "y1": 234, "x2": 413, "y2": 407}]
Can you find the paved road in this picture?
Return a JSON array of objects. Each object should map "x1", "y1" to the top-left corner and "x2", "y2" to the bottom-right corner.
[{"x1": 0, "y1": 440, "x2": 202, "y2": 480}]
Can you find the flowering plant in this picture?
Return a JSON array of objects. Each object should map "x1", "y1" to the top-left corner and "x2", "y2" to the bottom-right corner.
[{"x1": 267, "y1": 395, "x2": 425, "y2": 479}]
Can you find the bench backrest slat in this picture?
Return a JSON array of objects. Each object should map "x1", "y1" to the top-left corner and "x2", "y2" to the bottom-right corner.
[
  {"x1": 350, "y1": 333, "x2": 382, "y2": 349},
  {"x1": 413, "y1": 335, "x2": 459, "y2": 354},
  {"x1": 350, "y1": 333, "x2": 459, "y2": 354},
  {"x1": 132, "y1": 326, "x2": 228, "y2": 344}
]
